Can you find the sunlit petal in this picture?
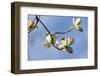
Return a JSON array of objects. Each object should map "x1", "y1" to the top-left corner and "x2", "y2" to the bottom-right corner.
[
  {"x1": 44, "y1": 33, "x2": 57, "y2": 48},
  {"x1": 73, "y1": 18, "x2": 83, "y2": 32},
  {"x1": 44, "y1": 40, "x2": 51, "y2": 48},
  {"x1": 44, "y1": 33, "x2": 52, "y2": 48},
  {"x1": 75, "y1": 18, "x2": 81, "y2": 25},
  {"x1": 28, "y1": 20, "x2": 37, "y2": 32},
  {"x1": 45, "y1": 33, "x2": 52, "y2": 43},
  {"x1": 66, "y1": 37, "x2": 74, "y2": 46}
]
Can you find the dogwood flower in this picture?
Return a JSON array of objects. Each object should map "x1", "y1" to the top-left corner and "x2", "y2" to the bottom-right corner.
[
  {"x1": 28, "y1": 20, "x2": 38, "y2": 33},
  {"x1": 73, "y1": 18, "x2": 83, "y2": 32}
]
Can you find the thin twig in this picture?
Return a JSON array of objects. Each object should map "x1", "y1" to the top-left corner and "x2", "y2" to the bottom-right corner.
[
  {"x1": 53, "y1": 28, "x2": 73, "y2": 35},
  {"x1": 36, "y1": 16, "x2": 64, "y2": 50},
  {"x1": 28, "y1": 16, "x2": 40, "y2": 33},
  {"x1": 36, "y1": 16, "x2": 51, "y2": 35}
]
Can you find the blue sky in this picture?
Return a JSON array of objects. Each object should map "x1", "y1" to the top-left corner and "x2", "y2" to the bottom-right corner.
[{"x1": 28, "y1": 15, "x2": 88, "y2": 61}]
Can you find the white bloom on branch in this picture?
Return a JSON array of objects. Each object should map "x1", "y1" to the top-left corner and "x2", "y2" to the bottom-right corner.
[
  {"x1": 44, "y1": 33, "x2": 74, "y2": 53},
  {"x1": 73, "y1": 18, "x2": 83, "y2": 32},
  {"x1": 28, "y1": 20, "x2": 38, "y2": 33},
  {"x1": 44, "y1": 33, "x2": 57, "y2": 48},
  {"x1": 44, "y1": 33, "x2": 52, "y2": 48},
  {"x1": 60, "y1": 37, "x2": 74, "y2": 53},
  {"x1": 53, "y1": 37, "x2": 74, "y2": 53}
]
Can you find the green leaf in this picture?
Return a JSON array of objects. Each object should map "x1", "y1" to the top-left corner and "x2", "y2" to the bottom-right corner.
[{"x1": 45, "y1": 33, "x2": 52, "y2": 43}]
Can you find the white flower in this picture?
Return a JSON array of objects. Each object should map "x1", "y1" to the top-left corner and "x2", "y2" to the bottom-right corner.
[
  {"x1": 52, "y1": 37, "x2": 74, "y2": 53},
  {"x1": 60, "y1": 37, "x2": 74, "y2": 53},
  {"x1": 44, "y1": 33, "x2": 52, "y2": 48},
  {"x1": 66, "y1": 37, "x2": 74, "y2": 46},
  {"x1": 55, "y1": 40, "x2": 64, "y2": 50},
  {"x1": 28, "y1": 20, "x2": 38, "y2": 33},
  {"x1": 61, "y1": 37, "x2": 74, "y2": 47},
  {"x1": 73, "y1": 18, "x2": 83, "y2": 32},
  {"x1": 45, "y1": 33, "x2": 52, "y2": 43},
  {"x1": 44, "y1": 33, "x2": 57, "y2": 48}
]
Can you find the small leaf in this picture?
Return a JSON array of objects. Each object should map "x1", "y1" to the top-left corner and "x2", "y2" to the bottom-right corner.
[
  {"x1": 61, "y1": 37, "x2": 74, "y2": 47},
  {"x1": 60, "y1": 37, "x2": 74, "y2": 53},
  {"x1": 65, "y1": 46, "x2": 73, "y2": 53},
  {"x1": 45, "y1": 33, "x2": 52, "y2": 43}
]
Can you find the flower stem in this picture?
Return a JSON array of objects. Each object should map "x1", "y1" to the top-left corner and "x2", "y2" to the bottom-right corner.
[
  {"x1": 36, "y1": 16, "x2": 63, "y2": 50},
  {"x1": 36, "y1": 16, "x2": 51, "y2": 35},
  {"x1": 53, "y1": 28, "x2": 73, "y2": 35}
]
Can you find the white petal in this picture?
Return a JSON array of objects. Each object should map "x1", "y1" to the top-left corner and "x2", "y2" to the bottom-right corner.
[
  {"x1": 28, "y1": 20, "x2": 32, "y2": 27},
  {"x1": 46, "y1": 34, "x2": 51, "y2": 42},
  {"x1": 66, "y1": 37, "x2": 74, "y2": 46},
  {"x1": 61, "y1": 37, "x2": 67, "y2": 46},
  {"x1": 75, "y1": 18, "x2": 81, "y2": 25},
  {"x1": 44, "y1": 40, "x2": 51, "y2": 48},
  {"x1": 55, "y1": 40, "x2": 59, "y2": 46}
]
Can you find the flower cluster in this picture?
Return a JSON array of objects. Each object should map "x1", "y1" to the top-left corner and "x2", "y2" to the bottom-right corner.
[
  {"x1": 44, "y1": 33, "x2": 74, "y2": 53},
  {"x1": 28, "y1": 16, "x2": 83, "y2": 53}
]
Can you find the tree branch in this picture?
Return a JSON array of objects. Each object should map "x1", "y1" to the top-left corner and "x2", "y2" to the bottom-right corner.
[
  {"x1": 36, "y1": 15, "x2": 51, "y2": 35},
  {"x1": 28, "y1": 16, "x2": 40, "y2": 33},
  {"x1": 53, "y1": 28, "x2": 73, "y2": 35},
  {"x1": 36, "y1": 15, "x2": 64, "y2": 50}
]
